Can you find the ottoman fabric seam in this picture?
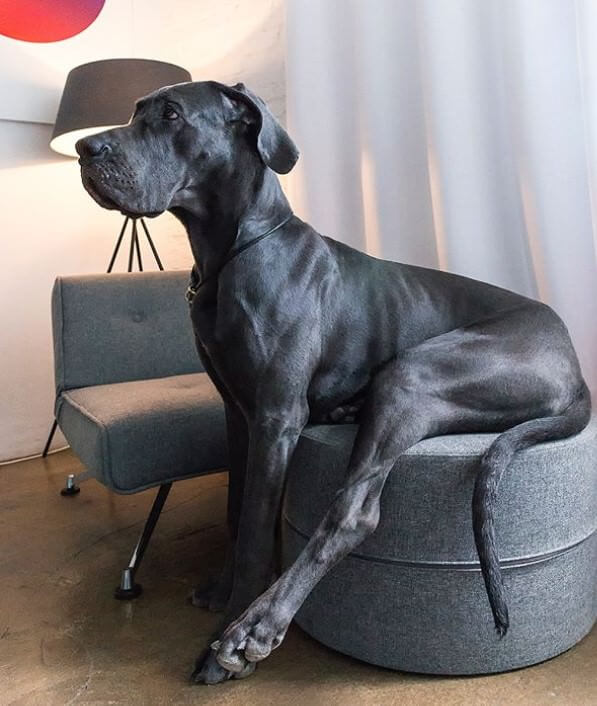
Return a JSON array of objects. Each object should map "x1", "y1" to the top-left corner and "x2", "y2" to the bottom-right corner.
[{"x1": 282, "y1": 514, "x2": 596, "y2": 571}]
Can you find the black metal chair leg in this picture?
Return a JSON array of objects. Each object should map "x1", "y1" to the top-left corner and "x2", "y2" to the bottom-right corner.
[
  {"x1": 114, "y1": 482, "x2": 173, "y2": 600},
  {"x1": 42, "y1": 419, "x2": 59, "y2": 457}
]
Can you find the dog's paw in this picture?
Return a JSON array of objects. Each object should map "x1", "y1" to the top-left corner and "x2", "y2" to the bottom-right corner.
[
  {"x1": 190, "y1": 646, "x2": 255, "y2": 685},
  {"x1": 212, "y1": 597, "x2": 289, "y2": 670}
]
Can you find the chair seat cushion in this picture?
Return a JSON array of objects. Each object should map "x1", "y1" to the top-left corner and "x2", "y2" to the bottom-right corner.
[
  {"x1": 282, "y1": 417, "x2": 597, "y2": 674},
  {"x1": 56, "y1": 372, "x2": 227, "y2": 493}
]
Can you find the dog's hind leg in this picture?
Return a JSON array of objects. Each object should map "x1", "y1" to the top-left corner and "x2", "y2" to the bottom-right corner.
[
  {"x1": 212, "y1": 305, "x2": 587, "y2": 673},
  {"x1": 212, "y1": 357, "x2": 437, "y2": 672}
]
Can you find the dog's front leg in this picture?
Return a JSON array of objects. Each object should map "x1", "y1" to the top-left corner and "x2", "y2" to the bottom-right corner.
[
  {"x1": 192, "y1": 408, "x2": 307, "y2": 684},
  {"x1": 191, "y1": 401, "x2": 248, "y2": 612},
  {"x1": 227, "y1": 413, "x2": 307, "y2": 616},
  {"x1": 189, "y1": 343, "x2": 250, "y2": 613},
  {"x1": 212, "y1": 362, "x2": 432, "y2": 673}
]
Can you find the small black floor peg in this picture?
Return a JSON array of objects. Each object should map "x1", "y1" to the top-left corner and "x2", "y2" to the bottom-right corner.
[{"x1": 60, "y1": 474, "x2": 80, "y2": 496}]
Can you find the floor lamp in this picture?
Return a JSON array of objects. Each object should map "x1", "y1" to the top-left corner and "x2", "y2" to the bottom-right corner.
[{"x1": 43, "y1": 59, "x2": 192, "y2": 462}]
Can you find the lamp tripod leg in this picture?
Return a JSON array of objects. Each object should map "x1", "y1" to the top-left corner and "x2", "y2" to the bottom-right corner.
[
  {"x1": 140, "y1": 219, "x2": 164, "y2": 270},
  {"x1": 107, "y1": 217, "x2": 129, "y2": 273},
  {"x1": 107, "y1": 217, "x2": 163, "y2": 274},
  {"x1": 133, "y1": 220, "x2": 143, "y2": 271},
  {"x1": 127, "y1": 221, "x2": 136, "y2": 272}
]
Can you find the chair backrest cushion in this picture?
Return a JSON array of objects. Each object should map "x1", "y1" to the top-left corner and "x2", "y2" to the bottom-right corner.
[{"x1": 52, "y1": 270, "x2": 203, "y2": 393}]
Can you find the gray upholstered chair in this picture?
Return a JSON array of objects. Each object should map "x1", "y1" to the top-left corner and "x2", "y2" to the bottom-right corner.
[{"x1": 49, "y1": 270, "x2": 227, "y2": 598}]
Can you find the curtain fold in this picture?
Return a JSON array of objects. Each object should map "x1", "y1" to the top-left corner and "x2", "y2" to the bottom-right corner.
[{"x1": 286, "y1": 0, "x2": 597, "y2": 390}]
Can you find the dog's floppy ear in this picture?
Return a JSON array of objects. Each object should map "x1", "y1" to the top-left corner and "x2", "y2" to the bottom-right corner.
[{"x1": 215, "y1": 81, "x2": 299, "y2": 174}]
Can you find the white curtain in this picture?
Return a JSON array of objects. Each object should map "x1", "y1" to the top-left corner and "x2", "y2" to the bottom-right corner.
[{"x1": 285, "y1": 0, "x2": 597, "y2": 391}]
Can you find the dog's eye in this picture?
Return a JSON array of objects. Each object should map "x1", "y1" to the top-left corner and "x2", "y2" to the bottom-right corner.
[{"x1": 163, "y1": 103, "x2": 179, "y2": 120}]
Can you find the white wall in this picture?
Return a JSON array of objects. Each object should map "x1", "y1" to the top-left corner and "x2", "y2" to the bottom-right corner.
[{"x1": 0, "y1": 0, "x2": 286, "y2": 462}]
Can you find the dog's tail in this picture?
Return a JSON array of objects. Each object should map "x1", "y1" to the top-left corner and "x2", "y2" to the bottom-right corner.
[{"x1": 472, "y1": 382, "x2": 591, "y2": 637}]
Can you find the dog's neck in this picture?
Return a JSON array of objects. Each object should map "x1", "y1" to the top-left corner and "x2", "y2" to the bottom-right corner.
[{"x1": 170, "y1": 164, "x2": 292, "y2": 286}]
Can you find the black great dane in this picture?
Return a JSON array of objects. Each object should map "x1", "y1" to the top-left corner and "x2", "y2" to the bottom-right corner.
[{"x1": 76, "y1": 81, "x2": 591, "y2": 684}]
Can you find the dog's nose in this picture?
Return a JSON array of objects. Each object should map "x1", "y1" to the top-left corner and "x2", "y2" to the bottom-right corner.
[{"x1": 75, "y1": 134, "x2": 112, "y2": 160}]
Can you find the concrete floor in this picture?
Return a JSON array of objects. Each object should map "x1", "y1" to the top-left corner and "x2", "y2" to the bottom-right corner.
[{"x1": 0, "y1": 449, "x2": 595, "y2": 706}]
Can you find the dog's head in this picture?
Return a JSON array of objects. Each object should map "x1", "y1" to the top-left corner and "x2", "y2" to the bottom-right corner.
[{"x1": 76, "y1": 81, "x2": 298, "y2": 218}]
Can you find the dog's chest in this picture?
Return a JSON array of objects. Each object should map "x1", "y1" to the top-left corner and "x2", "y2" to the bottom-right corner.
[
  {"x1": 190, "y1": 279, "x2": 381, "y2": 417},
  {"x1": 190, "y1": 288, "x2": 310, "y2": 388},
  {"x1": 190, "y1": 299, "x2": 240, "y2": 366}
]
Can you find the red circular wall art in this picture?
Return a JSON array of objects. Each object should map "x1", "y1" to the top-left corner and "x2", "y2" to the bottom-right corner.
[{"x1": 0, "y1": 0, "x2": 106, "y2": 43}]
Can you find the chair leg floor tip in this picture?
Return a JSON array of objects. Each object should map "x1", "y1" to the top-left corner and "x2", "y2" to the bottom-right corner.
[{"x1": 114, "y1": 583, "x2": 143, "y2": 600}]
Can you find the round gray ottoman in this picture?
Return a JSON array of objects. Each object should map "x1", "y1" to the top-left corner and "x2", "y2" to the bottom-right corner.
[{"x1": 282, "y1": 416, "x2": 597, "y2": 675}]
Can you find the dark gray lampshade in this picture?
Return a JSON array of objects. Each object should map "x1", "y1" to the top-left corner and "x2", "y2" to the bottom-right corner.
[{"x1": 50, "y1": 58, "x2": 192, "y2": 157}]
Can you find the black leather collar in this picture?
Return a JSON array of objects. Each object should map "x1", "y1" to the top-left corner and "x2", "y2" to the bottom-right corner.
[{"x1": 186, "y1": 214, "x2": 293, "y2": 305}]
